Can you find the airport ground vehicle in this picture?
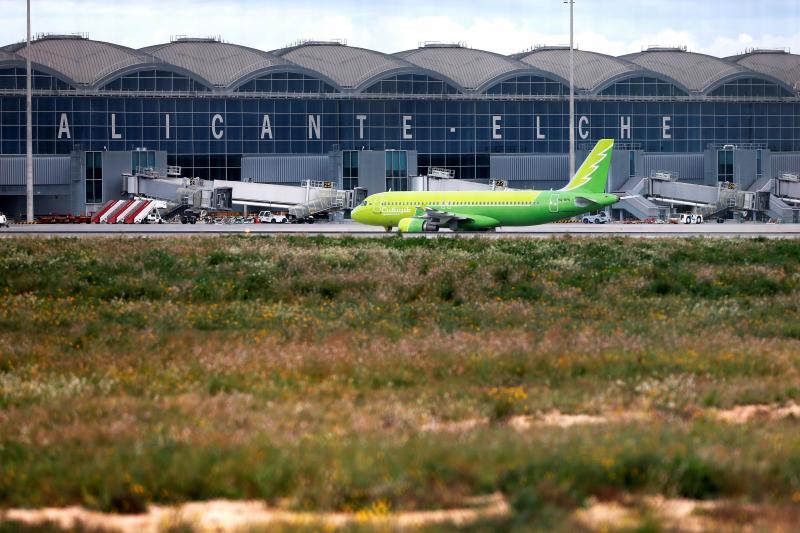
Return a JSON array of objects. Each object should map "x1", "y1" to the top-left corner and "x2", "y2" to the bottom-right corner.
[
  {"x1": 581, "y1": 212, "x2": 610, "y2": 224},
  {"x1": 144, "y1": 211, "x2": 163, "y2": 224},
  {"x1": 290, "y1": 214, "x2": 318, "y2": 224},
  {"x1": 680, "y1": 213, "x2": 704, "y2": 224},
  {"x1": 258, "y1": 211, "x2": 287, "y2": 223},
  {"x1": 180, "y1": 210, "x2": 199, "y2": 224},
  {"x1": 36, "y1": 213, "x2": 91, "y2": 224},
  {"x1": 0, "y1": 212, "x2": 7, "y2": 228}
]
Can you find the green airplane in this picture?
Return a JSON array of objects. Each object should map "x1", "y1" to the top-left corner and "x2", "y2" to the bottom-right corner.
[{"x1": 351, "y1": 139, "x2": 619, "y2": 232}]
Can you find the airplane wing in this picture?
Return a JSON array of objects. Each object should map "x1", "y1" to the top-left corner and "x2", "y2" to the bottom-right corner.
[{"x1": 417, "y1": 207, "x2": 473, "y2": 230}]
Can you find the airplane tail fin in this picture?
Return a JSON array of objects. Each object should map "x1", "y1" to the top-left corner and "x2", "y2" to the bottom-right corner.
[{"x1": 560, "y1": 139, "x2": 614, "y2": 194}]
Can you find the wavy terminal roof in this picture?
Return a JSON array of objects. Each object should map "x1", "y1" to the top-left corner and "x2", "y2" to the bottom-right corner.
[{"x1": 1, "y1": 36, "x2": 798, "y2": 96}]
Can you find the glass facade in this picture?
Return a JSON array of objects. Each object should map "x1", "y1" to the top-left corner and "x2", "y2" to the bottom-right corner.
[
  {"x1": 342, "y1": 150, "x2": 359, "y2": 189},
  {"x1": 0, "y1": 68, "x2": 73, "y2": 91},
  {"x1": 132, "y1": 150, "x2": 156, "y2": 172},
  {"x1": 718, "y1": 150, "x2": 734, "y2": 182},
  {"x1": 485, "y1": 75, "x2": 567, "y2": 96},
  {"x1": 100, "y1": 70, "x2": 209, "y2": 92},
  {"x1": 234, "y1": 73, "x2": 336, "y2": 94},
  {"x1": 757, "y1": 148, "x2": 762, "y2": 178},
  {"x1": 1, "y1": 83, "x2": 799, "y2": 181},
  {"x1": 363, "y1": 74, "x2": 458, "y2": 95},
  {"x1": 708, "y1": 78, "x2": 793, "y2": 98},
  {"x1": 629, "y1": 150, "x2": 636, "y2": 178},
  {"x1": 598, "y1": 76, "x2": 687, "y2": 97},
  {"x1": 385, "y1": 150, "x2": 408, "y2": 191},
  {"x1": 85, "y1": 151, "x2": 102, "y2": 204}
]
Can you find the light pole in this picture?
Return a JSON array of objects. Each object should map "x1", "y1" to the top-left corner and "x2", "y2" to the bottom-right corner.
[
  {"x1": 565, "y1": 0, "x2": 575, "y2": 179},
  {"x1": 26, "y1": 0, "x2": 33, "y2": 222}
]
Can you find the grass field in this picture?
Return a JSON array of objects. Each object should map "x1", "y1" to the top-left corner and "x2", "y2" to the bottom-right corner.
[{"x1": 1, "y1": 236, "x2": 800, "y2": 531}]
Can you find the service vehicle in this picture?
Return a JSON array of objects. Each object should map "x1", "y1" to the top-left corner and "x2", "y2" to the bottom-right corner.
[
  {"x1": 144, "y1": 211, "x2": 163, "y2": 224},
  {"x1": 679, "y1": 213, "x2": 704, "y2": 224},
  {"x1": 258, "y1": 210, "x2": 288, "y2": 223},
  {"x1": 180, "y1": 210, "x2": 200, "y2": 224},
  {"x1": 0, "y1": 212, "x2": 8, "y2": 228},
  {"x1": 581, "y1": 212, "x2": 610, "y2": 224},
  {"x1": 290, "y1": 214, "x2": 317, "y2": 224},
  {"x1": 36, "y1": 213, "x2": 91, "y2": 224}
]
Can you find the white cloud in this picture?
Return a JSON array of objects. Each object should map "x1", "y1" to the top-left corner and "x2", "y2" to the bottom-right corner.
[{"x1": 704, "y1": 32, "x2": 800, "y2": 57}]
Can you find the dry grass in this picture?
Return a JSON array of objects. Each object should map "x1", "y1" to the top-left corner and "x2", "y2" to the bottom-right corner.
[{"x1": 1, "y1": 236, "x2": 800, "y2": 531}]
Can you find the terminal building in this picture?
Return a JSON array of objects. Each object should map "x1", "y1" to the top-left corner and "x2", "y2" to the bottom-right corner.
[{"x1": 1, "y1": 35, "x2": 800, "y2": 220}]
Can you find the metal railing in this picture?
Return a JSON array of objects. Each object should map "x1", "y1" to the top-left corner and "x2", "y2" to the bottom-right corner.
[
  {"x1": 428, "y1": 168, "x2": 455, "y2": 179},
  {"x1": 650, "y1": 170, "x2": 679, "y2": 181},
  {"x1": 619, "y1": 194, "x2": 660, "y2": 218},
  {"x1": 708, "y1": 143, "x2": 768, "y2": 150},
  {"x1": 300, "y1": 180, "x2": 334, "y2": 189},
  {"x1": 289, "y1": 188, "x2": 347, "y2": 219},
  {"x1": 134, "y1": 166, "x2": 160, "y2": 178},
  {"x1": 2, "y1": 88, "x2": 797, "y2": 102}
]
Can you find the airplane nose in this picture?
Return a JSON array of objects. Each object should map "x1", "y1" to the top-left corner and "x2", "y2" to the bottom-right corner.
[{"x1": 351, "y1": 206, "x2": 363, "y2": 222}]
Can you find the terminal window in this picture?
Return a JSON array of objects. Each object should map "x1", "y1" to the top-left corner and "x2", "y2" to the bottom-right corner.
[
  {"x1": 756, "y1": 149, "x2": 762, "y2": 178},
  {"x1": 85, "y1": 152, "x2": 103, "y2": 204},
  {"x1": 0, "y1": 67, "x2": 73, "y2": 91},
  {"x1": 343, "y1": 150, "x2": 359, "y2": 189},
  {"x1": 100, "y1": 70, "x2": 209, "y2": 92},
  {"x1": 362, "y1": 74, "x2": 458, "y2": 95},
  {"x1": 717, "y1": 150, "x2": 734, "y2": 182},
  {"x1": 386, "y1": 150, "x2": 408, "y2": 191},
  {"x1": 629, "y1": 151, "x2": 636, "y2": 178},
  {"x1": 132, "y1": 151, "x2": 156, "y2": 173},
  {"x1": 234, "y1": 73, "x2": 337, "y2": 94}
]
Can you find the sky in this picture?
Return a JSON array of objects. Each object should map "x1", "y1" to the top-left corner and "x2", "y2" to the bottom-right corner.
[{"x1": 1, "y1": 0, "x2": 799, "y2": 57}]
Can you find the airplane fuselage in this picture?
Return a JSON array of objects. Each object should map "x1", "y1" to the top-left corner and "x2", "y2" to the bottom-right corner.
[
  {"x1": 351, "y1": 189, "x2": 619, "y2": 230},
  {"x1": 351, "y1": 139, "x2": 618, "y2": 232}
]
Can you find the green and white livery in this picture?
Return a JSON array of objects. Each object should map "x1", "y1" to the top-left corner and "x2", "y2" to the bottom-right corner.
[
  {"x1": 351, "y1": 139, "x2": 619, "y2": 232},
  {"x1": 560, "y1": 138, "x2": 614, "y2": 193}
]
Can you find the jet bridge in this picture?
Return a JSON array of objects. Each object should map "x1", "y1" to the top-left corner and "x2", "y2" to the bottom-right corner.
[
  {"x1": 125, "y1": 168, "x2": 363, "y2": 219},
  {"x1": 615, "y1": 171, "x2": 770, "y2": 221},
  {"x1": 612, "y1": 177, "x2": 661, "y2": 220},
  {"x1": 647, "y1": 177, "x2": 762, "y2": 220},
  {"x1": 411, "y1": 168, "x2": 512, "y2": 192},
  {"x1": 765, "y1": 174, "x2": 800, "y2": 223},
  {"x1": 215, "y1": 180, "x2": 363, "y2": 219}
]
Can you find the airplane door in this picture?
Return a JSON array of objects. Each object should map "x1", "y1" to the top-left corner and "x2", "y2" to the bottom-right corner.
[
  {"x1": 549, "y1": 193, "x2": 560, "y2": 213},
  {"x1": 373, "y1": 200, "x2": 382, "y2": 214}
]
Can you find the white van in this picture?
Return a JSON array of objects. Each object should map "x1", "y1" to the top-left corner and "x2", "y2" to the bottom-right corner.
[{"x1": 0, "y1": 212, "x2": 8, "y2": 228}]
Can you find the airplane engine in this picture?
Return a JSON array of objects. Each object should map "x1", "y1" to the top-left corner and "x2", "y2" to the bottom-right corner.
[{"x1": 398, "y1": 217, "x2": 439, "y2": 233}]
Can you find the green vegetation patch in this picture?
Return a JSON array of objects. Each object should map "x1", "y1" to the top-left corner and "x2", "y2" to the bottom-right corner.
[{"x1": 1, "y1": 236, "x2": 800, "y2": 527}]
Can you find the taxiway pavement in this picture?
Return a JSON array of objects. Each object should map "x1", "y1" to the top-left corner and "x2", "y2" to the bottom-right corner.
[{"x1": 2, "y1": 222, "x2": 799, "y2": 238}]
